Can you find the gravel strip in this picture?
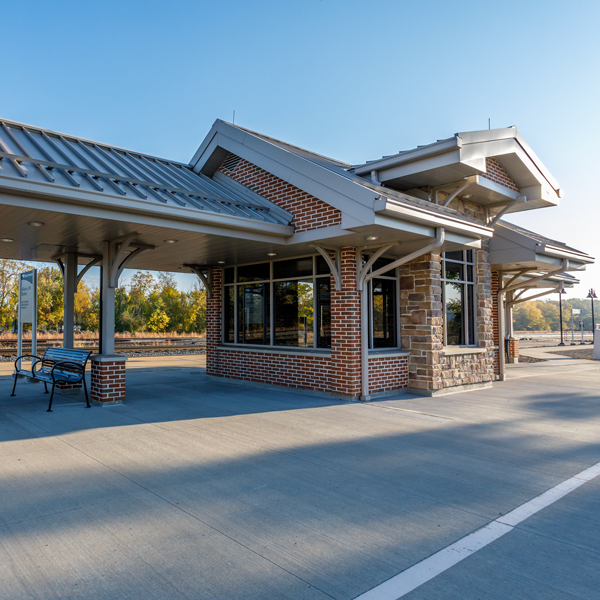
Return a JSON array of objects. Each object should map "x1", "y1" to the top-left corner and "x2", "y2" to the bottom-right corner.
[
  {"x1": 547, "y1": 348, "x2": 594, "y2": 360},
  {"x1": 518, "y1": 355, "x2": 547, "y2": 363}
]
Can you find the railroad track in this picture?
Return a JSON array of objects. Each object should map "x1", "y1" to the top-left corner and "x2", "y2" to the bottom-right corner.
[{"x1": 0, "y1": 343, "x2": 206, "y2": 355}]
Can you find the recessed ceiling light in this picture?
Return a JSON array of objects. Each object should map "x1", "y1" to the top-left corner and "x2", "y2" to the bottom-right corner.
[
  {"x1": 0, "y1": 238, "x2": 14, "y2": 242},
  {"x1": 27, "y1": 221, "x2": 45, "y2": 227},
  {"x1": 164, "y1": 239, "x2": 178, "y2": 244},
  {"x1": 266, "y1": 252, "x2": 277, "y2": 257},
  {"x1": 217, "y1": 260, "x2": 226, "y2": 264},
  {"x1": 365, "y1": 236, "x2": 379, "y2": 241}
]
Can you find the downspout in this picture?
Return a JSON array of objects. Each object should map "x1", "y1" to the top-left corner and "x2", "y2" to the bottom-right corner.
[
  {"x1": 497, "y1": 259, "x2": 569, "y2": 381},
  {"x1": 359, "y1": 227, "x2": 445, "y2": 400}
]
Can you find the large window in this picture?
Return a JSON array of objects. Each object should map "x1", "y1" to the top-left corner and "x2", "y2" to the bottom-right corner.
[
  {"x1": 441, "y1": 250, "x2": 476, "y2": 346},
  {"x1": 224, "y1": 256, "x2": 331, "y2": 349},
  {"x1": 365, "y1": 255, "x2": 399, "y2": 349}
]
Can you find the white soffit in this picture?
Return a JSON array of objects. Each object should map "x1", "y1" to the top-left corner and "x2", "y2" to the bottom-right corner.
[{"x1": 353, "y1": 127, "x2": 561, "y2": 214}]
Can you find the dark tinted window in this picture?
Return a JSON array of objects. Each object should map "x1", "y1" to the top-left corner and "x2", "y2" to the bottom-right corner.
[
  {"x1": 274, "y1": 280, "x2": 313, "y2": 347},
  {"x1": 224, "y1": 268, "x2": 234, "y2": 284},
  {"x1": 237, "y1": 262, "x2": 269, "y2": 282},
  {"x1": 273, "y1": 257, "x2": 313, "y2": 279},
  {"x1": 372, "y1": 278, "x2": 396, "y2": 348},
  {"x1": 237, "y1": 283, "x2": 270, "y2": 344},
  {"x1": 317, "y1": 280, "x2": 331, "y2": 348},
  {"x1": 316, "y1": 255, "x2": 330, "y2": 275}
]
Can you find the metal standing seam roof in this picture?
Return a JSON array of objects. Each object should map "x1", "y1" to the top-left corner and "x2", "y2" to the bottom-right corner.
[
  {"x1": 497, "y1": 220, "x2": 593, "y2": 258},
  {"x1": 0, "y1": 119, "x2": 291, "y2": 227}
]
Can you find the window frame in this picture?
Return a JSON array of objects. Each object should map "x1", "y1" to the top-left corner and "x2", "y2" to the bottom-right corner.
[
  {"x1": 441, "y1": 250, "x2": 477, "y2": 347},
  {"x1": 222, "y1": 255, "x2": 331, "y2": 350},
  {"x1": 222, "y1": 253, "x2": 403, "y2": 352}
]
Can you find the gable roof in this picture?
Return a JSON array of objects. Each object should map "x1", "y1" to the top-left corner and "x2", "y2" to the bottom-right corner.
[
  {"x1": 190, "y1": 119, "x2": 494, "y2": 241},
  {"x1": 351, "y1": 127, "x2": 561, "y2": 214}
]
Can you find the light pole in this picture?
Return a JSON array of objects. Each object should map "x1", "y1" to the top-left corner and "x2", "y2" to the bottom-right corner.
[
  {"x1": 587, "y1": 289, "x2": 597, "y2": 344},
  {"x1": 556, "y1": 285, "x2": 566, "y2": 346}
]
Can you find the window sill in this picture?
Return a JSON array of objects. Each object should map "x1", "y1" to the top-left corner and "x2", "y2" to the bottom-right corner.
[
  {"x1": 368, "y1": 349, "x2": 410, "y2": 358},
  {"x1": 441, "y1": 346, "x2": 487, "y2": 356},
  {"x1": 217, "y1": 344, "x2": 332, "y2": 357}
]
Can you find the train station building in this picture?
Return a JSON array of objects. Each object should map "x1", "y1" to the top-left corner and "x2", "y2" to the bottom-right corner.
[{"x1": 0, "y1": 118, "x2": 593, "y2": 403}]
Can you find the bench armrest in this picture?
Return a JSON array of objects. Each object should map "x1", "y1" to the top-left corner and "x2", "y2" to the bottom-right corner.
[
  {"x1": 50, "y1": 360, "x2": 85, "y2": 383},
  {"x1": 14, "y1": 354, "x2": 42, "y2": 373}
]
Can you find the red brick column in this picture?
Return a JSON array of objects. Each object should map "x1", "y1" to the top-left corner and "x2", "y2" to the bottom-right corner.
[
  {"x1": 206, "y1": 267, "x2": 222, "y2": 377},
  {"x1": 90, "y1": 355, "x2": 126, "y2": 404},
  {"x1": 507, "y1": 338, "x2": 519, "y2": 363},
  {"x1": 330, "y1": 247, "x2": 361, "y2": 398}
]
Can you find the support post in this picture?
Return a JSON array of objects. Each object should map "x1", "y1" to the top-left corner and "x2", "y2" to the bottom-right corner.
[
  {"x1": 100, "y1": 241, "x2": 116, "y2": 356},
  {"x1": 63, "y1": 253, "x2": 77, "y2": 349}
]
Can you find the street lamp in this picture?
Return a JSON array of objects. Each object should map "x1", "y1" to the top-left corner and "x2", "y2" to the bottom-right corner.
[
  {"x1": 556, "y1": 284, "x2": 566, "y2": 346},
  {"x1": 587, "y1": 288, "x2": 597, "y2": 344}
]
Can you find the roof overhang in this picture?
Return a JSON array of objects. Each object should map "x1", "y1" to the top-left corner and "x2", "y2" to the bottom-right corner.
[
  {"x1": 353, "y1": 127, "x2": 561, "y2": 215},
  {"x1": 489, "y1": 222, "x2": 594, "y2": 274}
]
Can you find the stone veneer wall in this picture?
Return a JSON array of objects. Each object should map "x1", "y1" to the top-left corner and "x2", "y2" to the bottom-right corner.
[
  {"x1": 399, "y1": 253, "x2": 444, "y2": 393},
  {"x1": 398, "y1": 227, "x2": 497, "y2": 393}
]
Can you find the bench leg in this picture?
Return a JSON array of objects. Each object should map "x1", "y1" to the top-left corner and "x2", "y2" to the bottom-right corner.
[
  {"x1": 10, "y1": 373, "x2": 18, "y2": 396},
  {"x1": 82, "y1": 376, "x2": 91, "y2": 408},
  {"x1": 47, "y1": 383, "x2": 56, "y2": 412},
  {"x1": 44, "y1": 381, "x2": 49, "y2": 394}
]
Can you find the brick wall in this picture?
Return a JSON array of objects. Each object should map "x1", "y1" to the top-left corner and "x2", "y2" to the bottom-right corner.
[
  {"x1": 330, "y1": 247, "x2": 362, "y2": 397},
  {"x1": 209, "y1": 349, "x2": 334, "y2": 392},
  {"x1": 482, "y1": 157, "x2": 520, "y2": 192},
  {"x1": 206, "y1": 266, "x2": 223, "y2": 376},
  {"x1": 368, "y1": 356, "x2": 409, "y2": 393},
  {"x1": 205, "y1": 247, "x2": 410, "y2": 399},
  {"x1": 219, "y1": 157, "x2": 341, "y2": 232}
]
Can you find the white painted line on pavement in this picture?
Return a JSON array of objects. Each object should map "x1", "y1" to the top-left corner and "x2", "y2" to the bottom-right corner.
[{"x1": 354, "y1": 459, "x2": 600, "y2": 600}]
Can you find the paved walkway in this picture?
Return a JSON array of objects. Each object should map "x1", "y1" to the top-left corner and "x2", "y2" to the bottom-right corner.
[{"x1": 0, "y1": 357, "x2": 599, "y2": 599}]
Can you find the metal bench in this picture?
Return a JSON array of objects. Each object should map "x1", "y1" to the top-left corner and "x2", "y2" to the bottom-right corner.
[{"x1": 12, "y1": 347, "x2": 92, "y2": 412}]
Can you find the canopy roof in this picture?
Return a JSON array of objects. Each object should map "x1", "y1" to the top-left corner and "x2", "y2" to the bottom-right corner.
[
  {"x1": 490, "y1": 220, "x2": 594, "y2": 273},
  {"x1": 0, "y1": 119, "x2": 291, "y2": 227}
]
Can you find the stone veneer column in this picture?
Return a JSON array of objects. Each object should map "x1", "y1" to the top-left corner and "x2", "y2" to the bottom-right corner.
[
  {"x1": 399, "y1": 253, "x2": 444, "y2": 393},
  {"x1": 90, "y1": 355, "x2": 126, "y2": 404},
  {"x1": 330, "y1": 247, "x2": 361, "y2": 398},
  {"x1": 491, "y1": 269, "x2": 500, "y2": 375},
  {"x1": 206, "y1": 266, "x2": 222, "y2": 377},
  {"x1": 476, "y1": 242, "x2": 496, "y2": 372}
]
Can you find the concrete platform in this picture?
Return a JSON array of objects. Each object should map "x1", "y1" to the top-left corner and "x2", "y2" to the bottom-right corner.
[{"x1": 0, "y1": 357, "x2": 599, "y2": 599}]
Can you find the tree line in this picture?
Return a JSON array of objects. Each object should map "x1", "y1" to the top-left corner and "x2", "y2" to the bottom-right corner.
[
  {"x1": 513, "y1": 297, "x2": 599, "y2": 332},
  {"x1": 0, "y1": 260, "x2": 206, "y2": 334}
]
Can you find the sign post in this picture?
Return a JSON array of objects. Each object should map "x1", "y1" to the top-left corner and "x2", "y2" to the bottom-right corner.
[
  {"x1": 18, "y1": 270, "x2": 37, "y2": 358},
  {"x1": 571, "y1": 308, "x2": 580, "y2": 346}
]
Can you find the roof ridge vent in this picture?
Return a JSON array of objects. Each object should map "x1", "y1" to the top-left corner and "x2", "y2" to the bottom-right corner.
[{"x1": 221, "y1": 153, "x2": 242, "y2": 174}]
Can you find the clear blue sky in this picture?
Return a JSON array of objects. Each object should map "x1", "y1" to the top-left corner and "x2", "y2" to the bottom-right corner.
[{"x1": 3, "y1": 0, "x2": 599, "y2": 298}]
